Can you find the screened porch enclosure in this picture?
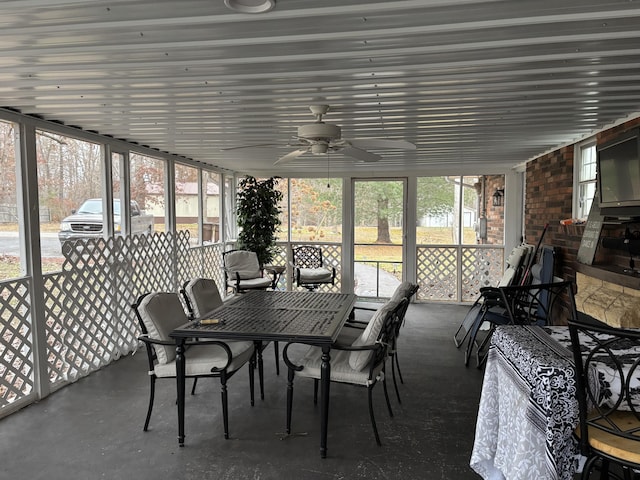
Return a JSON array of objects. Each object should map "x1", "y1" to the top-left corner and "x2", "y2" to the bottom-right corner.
[{"x1": 0, "y1": 113, "x2": 508, "y2": 419}]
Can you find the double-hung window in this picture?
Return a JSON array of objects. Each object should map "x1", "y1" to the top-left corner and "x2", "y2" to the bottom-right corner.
[{"x1": 573, "y1": 139, "x2": 596, "y2": 219}]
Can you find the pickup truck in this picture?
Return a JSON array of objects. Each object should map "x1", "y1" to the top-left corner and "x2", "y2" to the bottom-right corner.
[{"x1": 58, "y1": 198, "x2": 154, "y2": 247}]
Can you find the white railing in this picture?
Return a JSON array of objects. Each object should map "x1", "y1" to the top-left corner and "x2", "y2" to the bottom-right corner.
[
  {"x1": 1, "y1": 235, "x2": 502, "y2": 416},
  {"x1": 416, "y1": 244, "x2": 504, "y2": 302}
]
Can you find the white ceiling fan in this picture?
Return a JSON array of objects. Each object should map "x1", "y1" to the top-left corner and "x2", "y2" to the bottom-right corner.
[{"x1": 222, "y1": 105, "x2": 416, "y2": 165}]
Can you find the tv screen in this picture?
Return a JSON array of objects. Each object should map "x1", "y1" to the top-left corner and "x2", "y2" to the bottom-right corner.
[{"x1": 597, "y1": 132, "x2": 640, "y2": 210}]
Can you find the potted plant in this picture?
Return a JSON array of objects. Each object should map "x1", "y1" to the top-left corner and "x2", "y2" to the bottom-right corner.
[{"x1": 236, "y1": 176, "x2": 283, "y2": 267}]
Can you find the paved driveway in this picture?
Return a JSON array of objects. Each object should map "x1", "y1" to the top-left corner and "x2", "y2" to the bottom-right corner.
[{"x1": 354, "y1": 262, "x2": 400, "y2": 298}]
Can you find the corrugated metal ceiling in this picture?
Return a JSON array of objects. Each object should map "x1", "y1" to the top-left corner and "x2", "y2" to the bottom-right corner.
[{"x1": 1, "y1": 0, "x2": 640, "y2": 176}]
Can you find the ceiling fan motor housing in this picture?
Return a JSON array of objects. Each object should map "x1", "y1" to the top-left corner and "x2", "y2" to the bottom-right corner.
[{"x1": 298, "y1": 122, "x2": 341, "y2": 141}]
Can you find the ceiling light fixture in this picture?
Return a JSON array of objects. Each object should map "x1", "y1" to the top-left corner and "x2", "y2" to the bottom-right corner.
[{"x1": 224, "y1": 0, "x2": 275, "y2": 13}]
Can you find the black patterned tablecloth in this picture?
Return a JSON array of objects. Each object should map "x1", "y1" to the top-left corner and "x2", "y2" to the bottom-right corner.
[{"x1": 471, "y1": 326, "x2": 580, "y2": 480}]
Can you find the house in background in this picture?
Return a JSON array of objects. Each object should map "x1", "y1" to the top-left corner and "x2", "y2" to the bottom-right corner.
[{"x1": 145, "y1": 182, "x2": 221, "y2": 242}]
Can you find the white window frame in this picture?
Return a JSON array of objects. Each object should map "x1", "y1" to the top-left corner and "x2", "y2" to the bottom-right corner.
[{"x1": 573, "y1": 137, "x2": 597, "y2": 219}]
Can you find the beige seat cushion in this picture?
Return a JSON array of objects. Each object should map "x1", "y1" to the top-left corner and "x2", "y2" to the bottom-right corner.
[
  {"x1": 576, "y1": 410, "x2": 640, "y2": 465},
  {"x1": 229, "y1": 276, "x2": 272, "y2": 289},
  {"x1": 298, "y1": 267, "x2": 333, "y2": 283},
  {"x1": 154, "y1": 340, "x2": 255, "y2": 378},
  {"x1": 295, "y1": 347, "x2": 383, "y2": 386}
]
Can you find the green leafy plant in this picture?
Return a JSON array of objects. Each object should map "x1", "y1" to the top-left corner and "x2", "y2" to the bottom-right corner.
[{"x1": 236, "y1": 176, "x2": 283, "y2": 266}]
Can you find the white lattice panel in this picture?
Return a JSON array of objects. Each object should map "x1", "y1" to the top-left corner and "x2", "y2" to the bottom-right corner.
[
  {"x1": 186, "y1": 242, "x2": 225, "y2": 294},
  {"x1": 460, "y1": 247, "x2": 504, "y2": 302},
  {"x1": 270, "y1": 244, "x2": 288, "y2": 290},
  {"x1": 42, "y1": 232, "x2": 211, "y2": 390},
  {"x1": 416, "y1": 246, "x2": 458, "y2": 302},
  {"x1": 0, "y1": 279, "x2": 33, "y2": 408},
  {"x1": 416, "y1": 246, "x2": 504, "y2": 302}
]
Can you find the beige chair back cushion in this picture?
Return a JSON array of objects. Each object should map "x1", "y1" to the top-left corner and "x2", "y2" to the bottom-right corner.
[
  {"x1": 390, "y1": 281, "x2": 415, "y2": 302},
  {"x1": 185, "y1": 278, "x2": 223, "y2": 318},
  {"x1": 138, "y1": 292, "x2": 189, "y2": 365},
  {"x1": 225, "y1": 250, "x2": 261, "y2": 279},
  {"x1": 349, "y1": 299, "x2": 400, "y2": 371},
  {"x1": 497, "y1": 245, "x2": 528, "y2": 287}
]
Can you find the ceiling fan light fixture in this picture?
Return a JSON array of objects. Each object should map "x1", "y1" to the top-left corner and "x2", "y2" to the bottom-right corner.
[
  {"x1": 311, "y1": 143, "x2": 328, "y2": 155},
  {"x1": 224, "y1": 0, "x2": 275, "y2": 14}
]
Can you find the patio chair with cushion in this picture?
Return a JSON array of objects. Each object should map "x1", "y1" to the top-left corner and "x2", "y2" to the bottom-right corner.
[
  {"x1": 453, "y1": 243, "x2": 533, "y2": 349},
  {"x1": 223, "y1": 249, "x2": 273, "y2": 294},
  {"x1": 337, "y1": 281, "x2": 419, "y2": 403},
  {"x1": 462, "y1": 244, "x2": 555, "y2": 367},
  {"x1": 568, "y1": 316, "x2": 640, "y2": 480},
  {"x1": 181, "y1": 277, "x2": 279, "y2": 378},
  {"x1": 283, "y1": 297, "x2": 408, "y2": 446},
  {"x1": 181, "y1": 277, "x2": 224, "y2": 319},
  {"x1": 132, "y1": 291, "x2": 258, "y2": 438},
  {"x1": 291, "y1": 245, "x2": 336, "y2": 291}
]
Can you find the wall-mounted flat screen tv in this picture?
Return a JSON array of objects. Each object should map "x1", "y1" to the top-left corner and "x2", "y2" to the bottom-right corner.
[{"x1": 597, "y1": 129, "x2": 640, "y2": 215}]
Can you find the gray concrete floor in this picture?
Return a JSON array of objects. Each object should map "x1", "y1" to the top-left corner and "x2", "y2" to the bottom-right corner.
[{"x1": 0, "y1": 303, "x2": 486, "y2": 480}]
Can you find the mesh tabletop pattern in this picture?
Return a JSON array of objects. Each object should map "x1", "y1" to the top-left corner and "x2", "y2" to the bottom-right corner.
[
  {"x1": 173, "y1": 291, "x2": 356, "y2": 344},
  {"x1": 224, "y1": 291, "x2": 352, "y2": 312}
]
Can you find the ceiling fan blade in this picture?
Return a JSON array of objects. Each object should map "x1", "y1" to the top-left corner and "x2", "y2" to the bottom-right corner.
[
  {"x1": 274, "y1": 149, "x2": 308, "y2": 165},
  {"x1": 341, "y1": 146, "x2": 381, "y2": 163},
  {"x1": 348, "y1": 138, "x2": 416, "y2": 150},
  {"x1": 220, "y1": 143, "x2": 281, "y2": 151}
]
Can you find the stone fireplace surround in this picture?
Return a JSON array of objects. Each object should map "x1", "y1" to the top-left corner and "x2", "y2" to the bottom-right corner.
[{"x1": 575, "y1": 271, "x2": 640, "y2": 328}]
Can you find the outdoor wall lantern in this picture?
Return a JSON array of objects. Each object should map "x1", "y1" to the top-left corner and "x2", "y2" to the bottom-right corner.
[{"x1": 492, "y1": 188, "x2": 504, "y2": 207}]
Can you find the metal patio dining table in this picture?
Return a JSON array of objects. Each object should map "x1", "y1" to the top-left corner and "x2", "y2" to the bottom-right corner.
[{"x1": 170, "y1": 289, "x2": 356, "y2": 458}]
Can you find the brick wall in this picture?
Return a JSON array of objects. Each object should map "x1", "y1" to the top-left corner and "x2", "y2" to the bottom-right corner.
[{"x1": 525, "y1": 116, "x2": 640, "y2": 283}]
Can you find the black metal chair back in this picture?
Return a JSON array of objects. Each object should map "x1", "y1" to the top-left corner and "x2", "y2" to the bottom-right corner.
[
  {"x1": 568, "y1": 316, "x2": 640, "y2": 478},
  {"x1": 499, "y1": 280, "x2": 575, "y2": 326},
  {"x1": 293, "y1": 245, "x2": 324, "y2": 269}
]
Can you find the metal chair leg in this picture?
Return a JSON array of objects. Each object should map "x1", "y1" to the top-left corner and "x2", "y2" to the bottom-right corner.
[
  {"x1": 313, "y1": 378, "x2": 319, "y2": 405},
  {"x1": 382, "y1": 367, "x2": 394, "y2": 418},
  {"x1": 249, "y1": 351, "x2": 256, "y2": 406},
  {"x1": 286, "y1": 368, "x2": 295, "y2": 434},
  {"x1": 391, "y1": 352, "x2": 402, "y2": 404},
  {"x1": 257, "y1": 345, "x2": 265, "y2": 400},
  {"x1": 394, "y1": 348, "x2": 404, "y2": 384},
  {"x1": 475, "y1": 327, "x2": 494, "y2": 368},
  {"x1": 220, "y1": 372, "x2": 229, "y2": 439},
  {"x1": 368, "y1": 386, "x2": 381, "y2": 446},
  {"x1": 465, "y1": 317, "x2": 484, "y2": 367},
  {"x1": 143, "y1": 376, "x2": 156, "y2": 431},
  {"x1": 274, "y1": 341, "x2": 280, "y2": 375},
  {"x1": 190, "y1": 378, "x2": 198, "y2": 395}
]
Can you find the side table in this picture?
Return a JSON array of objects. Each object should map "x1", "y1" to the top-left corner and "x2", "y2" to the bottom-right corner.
[{"x1": 264, "y1": 265, "x2": 286, "y2": 290}]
